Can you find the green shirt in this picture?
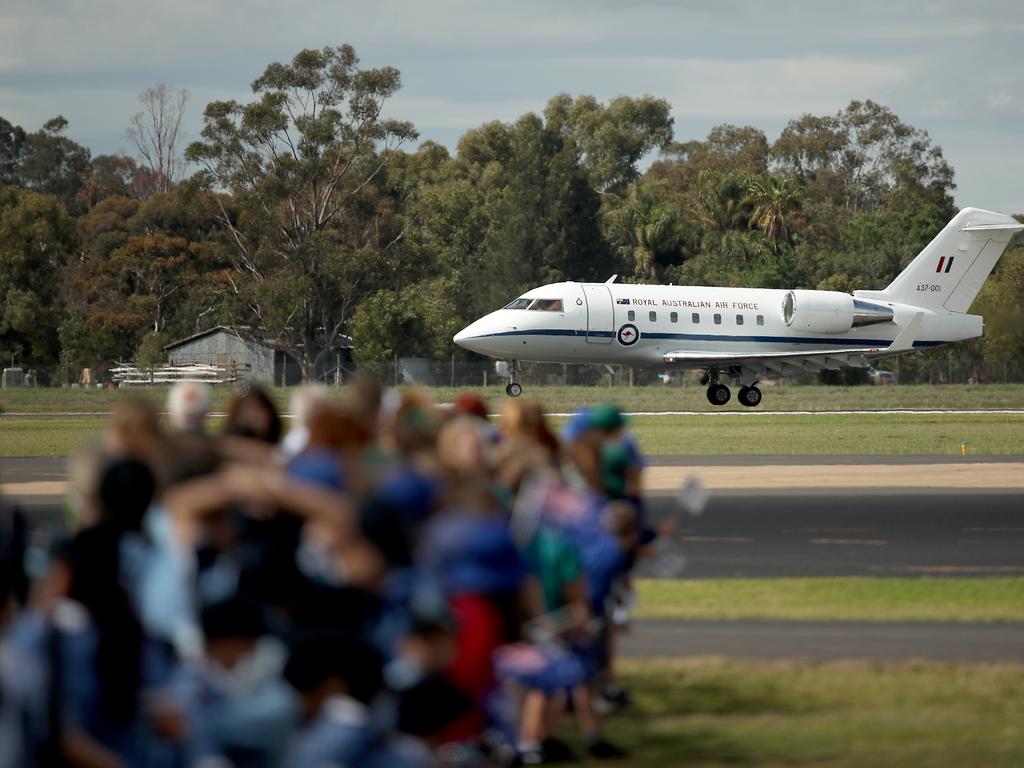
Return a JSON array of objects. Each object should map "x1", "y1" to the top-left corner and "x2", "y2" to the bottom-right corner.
[{"x1": 524, "y1": 527, "x2": 583, "y2": 612}]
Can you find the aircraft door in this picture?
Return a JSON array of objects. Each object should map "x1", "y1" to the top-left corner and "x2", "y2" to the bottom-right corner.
[{"x1": 582, "y1": 284, "x2": 614, "y2": 343}]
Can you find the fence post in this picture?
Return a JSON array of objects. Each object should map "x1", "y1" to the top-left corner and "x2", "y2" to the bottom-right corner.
[
  {"x1": 451, "y1": 354, "x2": 455, "y2": 388},
  {"x1": 394, "y1": 354, "x2": 399, "y2": 387}
]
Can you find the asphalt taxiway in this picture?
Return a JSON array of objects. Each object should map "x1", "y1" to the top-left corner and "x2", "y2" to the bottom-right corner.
[
  {"x1": 622, "y1": 619, "x2": 1024, "y2": 662},
  {"x1": 4, "y1": 456, "x2": 1023, "y2": 579},
  {"x1": 4, "y1": 454, "x2": 1023, "y2": 661}
]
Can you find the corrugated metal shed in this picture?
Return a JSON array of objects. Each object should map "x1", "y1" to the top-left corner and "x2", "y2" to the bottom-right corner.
[
  {"x1": 163, "y1": 326, "x2": 352, "y2": 386},
  {"x1": 164, "y1": 326, "x2": 277, "y2": 385}
]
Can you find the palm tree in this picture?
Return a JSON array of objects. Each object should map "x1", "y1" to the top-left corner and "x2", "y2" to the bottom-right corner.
[
  {"x1": 747, "y1": 176, "x2": 801, "y2": 247},
  {"x1": 693, "y1": 169, "x2": 756, "y2": 232},
  {"x1": 607, "y1": 187, "x2": 682, "y2": 281}
]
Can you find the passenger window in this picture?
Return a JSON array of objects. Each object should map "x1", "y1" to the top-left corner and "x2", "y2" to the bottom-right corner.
[
  {"x1": 670, "y1": 312, "x2": 678, "y2": 323},
  {"x1": 627, "y1": 310, "x2": 635, "y2": 321},
  {"x1": 736, "y1": 314, "x2": 744, "y2": 325},
  {"x1": 714, "y1": 313, "x2": 722, "y2": 325},
  {"x1": 649, "y1": 311, "x2": 657, "y2": 322},
  {"x1": 692, "y1": 313, "x2": 700, "y2": 324},
  {"x1": 756, "y1": 315, "x2": 765, "y2": 326}
]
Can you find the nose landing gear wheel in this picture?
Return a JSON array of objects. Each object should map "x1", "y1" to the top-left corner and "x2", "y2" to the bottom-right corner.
[
  {"x1": 738, "y1": 386, "x2": 762, "y2": 408},
  {"x1": 506, "y1": 382, "x2": 523, "y2": 397},
  {"x1": 706, "y1": 384, "x2": 731, "y2": 405}
]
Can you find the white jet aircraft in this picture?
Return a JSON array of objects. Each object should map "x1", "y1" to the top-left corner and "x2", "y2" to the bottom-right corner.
[{"x1": 453, "y1": 207, "x2": 1023, "y2": 406}]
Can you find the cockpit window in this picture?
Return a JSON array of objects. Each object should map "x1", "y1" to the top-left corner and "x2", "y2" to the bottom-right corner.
[
  {"x1": 503, "y1": 298, "x2": 533, "y2": 310},
  {"x1": 502, "y1": 297, "x2": 563, "y2": 311},
  {"x1": 527, "y1": 298, "x2": 563, "y2": 312}
]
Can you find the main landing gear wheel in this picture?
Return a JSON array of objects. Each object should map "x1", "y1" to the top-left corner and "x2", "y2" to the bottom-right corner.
[
  {"x1": 706, "y1": 383, "x2": 731, "y2": 406},
  {"x1": 738, "y1": 386, "x2": 762, "y2": 408},
  {"x1": 506, "y1": 382, "x2": 523, "y2": 397}
]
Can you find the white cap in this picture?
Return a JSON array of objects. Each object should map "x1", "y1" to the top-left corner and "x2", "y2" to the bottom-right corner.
[{"x1": 167, "y1": 381, "x2": 212, "y2": 432}]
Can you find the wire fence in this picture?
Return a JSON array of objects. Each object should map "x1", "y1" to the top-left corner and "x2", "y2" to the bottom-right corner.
[
  {"x1": 295, "y1": 351, "x2": 1024, "y2": 389},
  {"x1": 7, "y1": 348, "x2": 1024, "y2": 390}
]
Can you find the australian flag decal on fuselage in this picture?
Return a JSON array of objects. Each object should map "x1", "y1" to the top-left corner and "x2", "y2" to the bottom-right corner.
[{"x1": 615, "y1": 298, "x2": 630, "y2": 305}]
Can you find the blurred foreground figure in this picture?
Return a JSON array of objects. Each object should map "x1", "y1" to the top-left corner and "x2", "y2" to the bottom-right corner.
[
  {"x1": 167, "y1": 381, "x2": 212, "y2": 433},
  {"x1": 281, "y1": 385, "x2": 331, "y2": 458},
  {"x1": 104, "y1": 398, "x2": 163, "y2": 463},
  {"x1": 2, "y1": 382, "x2": 653, "y2": 767},
  {"x1": 225, "y1": 387, "x2": 283, "y2": 444}
]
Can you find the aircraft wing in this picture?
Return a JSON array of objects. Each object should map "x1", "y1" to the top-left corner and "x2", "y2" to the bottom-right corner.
[{"x1": 662, "y1": 313, "x2": 923, "y2": 375}]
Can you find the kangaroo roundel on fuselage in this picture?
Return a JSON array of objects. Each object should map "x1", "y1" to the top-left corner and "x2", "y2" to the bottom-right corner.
[{"x1": 616, "y1": 324, "x2": 640, "y2": 346}]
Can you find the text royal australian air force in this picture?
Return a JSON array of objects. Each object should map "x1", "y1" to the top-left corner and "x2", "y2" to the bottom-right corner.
[{"x1": 617, "y1": 296, "x2": 761, "y2": 311}]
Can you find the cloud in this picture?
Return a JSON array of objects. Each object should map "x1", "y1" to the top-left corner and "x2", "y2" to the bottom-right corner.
[
  {"x1": 0, "y1": 0, "x2": 1022, "y2": 209},
  {"x1": 387, "y1": 97, "x2": 545, "y2": 130},
  {"x1": 552, "y1": 55, "x2": 912, "y2": 120}
]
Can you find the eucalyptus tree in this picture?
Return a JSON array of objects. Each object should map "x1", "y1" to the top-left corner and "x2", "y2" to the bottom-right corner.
[
  {"x1": 186, "y1": 45, "x2": 417, "y2": 381},
  {"x1": 771, "y1": 99, "x2": 955, "y2": 213},
  {"x1": 127, "y1": 83, "x2": 190, "y2": 195}
]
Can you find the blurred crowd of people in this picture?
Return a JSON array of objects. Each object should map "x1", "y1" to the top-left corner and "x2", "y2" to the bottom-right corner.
[{"x1": 1, "y1": 378, "x2": 658, "y2": 767}]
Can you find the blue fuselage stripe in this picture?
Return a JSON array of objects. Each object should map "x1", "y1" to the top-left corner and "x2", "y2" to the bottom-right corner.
[{"x1": 473, "y1": 328, "x2": 946, "y2": 348}]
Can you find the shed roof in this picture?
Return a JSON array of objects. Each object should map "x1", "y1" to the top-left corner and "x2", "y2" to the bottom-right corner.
[
  {"x1": 164, "y1": 326, "x2": 353, "y2": 352},
  {"x1": 163, "y1": 326, "x2": 259, "y2": 352}
]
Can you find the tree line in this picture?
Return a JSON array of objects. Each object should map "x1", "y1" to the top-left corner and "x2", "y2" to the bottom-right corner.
[{"x1": 1, "y1": 44, "x2": 1022, "y2": 385}]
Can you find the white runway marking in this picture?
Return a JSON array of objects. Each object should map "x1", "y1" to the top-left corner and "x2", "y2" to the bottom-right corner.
[{"x1": 811, "y1": 538, "x2": 888, "y2": 546}]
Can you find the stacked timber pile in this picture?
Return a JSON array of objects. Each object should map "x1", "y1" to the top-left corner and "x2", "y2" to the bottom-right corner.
[{"x1": 110, "y1": 362, "x2": 250, "y2": 386}]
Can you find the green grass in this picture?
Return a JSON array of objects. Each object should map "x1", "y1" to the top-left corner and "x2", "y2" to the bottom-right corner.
[
  {"x1": 635, "y1": 578, "x2": 1024, "y2": 623},
  {"x1": 623, "y1": 412, "x2": 1024, "y2": 455},
  {"x1": 432, "y1": 383, "x2": 1024, "y2": 413},
  {"x1": 0, "y1": 386, "x2": 259, "y2": 414},
  {"x1": 4, "y1": 411, "x2": 1024, "y2": 457},
  {"x1": 3, "y1": 382, "x2": 1024, "y2": 414},
  {"x1": 603, "y1": 657, "x2": 1024, "y2": 767},
  {"x1": 0, "y1": 418, "x2": 108, "y2": 457}
]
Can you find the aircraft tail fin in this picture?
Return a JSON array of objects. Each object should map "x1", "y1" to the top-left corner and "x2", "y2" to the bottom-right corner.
[{"x1": 855, "y1": 207, "x2": 1023, "y2": 313}]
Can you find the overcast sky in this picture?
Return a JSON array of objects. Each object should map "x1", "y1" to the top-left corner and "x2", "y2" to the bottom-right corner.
[{"x1": 2, "y1": 0, "x2": 1022, "y2": 212}]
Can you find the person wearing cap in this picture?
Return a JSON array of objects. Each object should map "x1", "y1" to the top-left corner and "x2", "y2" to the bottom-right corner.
[{"x1": 167, "y1": 382, "x2": 212, "y2": 434}]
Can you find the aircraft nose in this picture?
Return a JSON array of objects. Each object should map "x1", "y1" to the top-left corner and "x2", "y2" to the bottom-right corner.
[{"x1": 453, "y1": 322, "x2": 482, "y2": 351}]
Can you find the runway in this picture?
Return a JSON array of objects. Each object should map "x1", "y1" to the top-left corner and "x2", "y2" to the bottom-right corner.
[
  {"x1": 4, "y1": 455, "x2": 1023, "y2": 662},
  {"x1": 5, "y1": 456, "x2": 1023, "y2": 578},
  {"x1": 642, "y1": 491, "x2": 1024, "y2": 578},
  {"x1": 4, "y1": 456, "x2": 1019, "y2": 577},
  {"x1": 622, "y1": 619, "x2": 1024, "y2": 662}
]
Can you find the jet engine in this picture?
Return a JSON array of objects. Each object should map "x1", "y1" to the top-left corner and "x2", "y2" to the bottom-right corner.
[{"x1": 782, "y1": 290, "x2": 893, "y2": 334}]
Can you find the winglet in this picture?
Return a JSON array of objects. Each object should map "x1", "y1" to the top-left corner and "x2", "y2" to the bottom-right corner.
[{"x1": 887, "y1": 312, "x2": 924, "y2": 353}]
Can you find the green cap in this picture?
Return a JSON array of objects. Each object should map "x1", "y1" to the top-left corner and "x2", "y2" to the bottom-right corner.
[{"x1": 588, "y1": 403, "x2": 629, "y2": 432}]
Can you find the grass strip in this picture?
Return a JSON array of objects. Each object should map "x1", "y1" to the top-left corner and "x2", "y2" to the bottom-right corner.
[
  {"x1": 3, "y1": 382, "x2": 1024, "y2": 414},
  {"x1": 0, "y1": 418, "x2": 107, "y2": 458},
  {"x1": 603, "y1": 657, "x2": 1024, "y2": 767},
  {"x1": 4, "y1": 412, "x2": 1024, "y2": 457},
  {"x1": 635, "y1": 577, "x2": 1024, "y2": 623},
  {"x1": 626, "y1": 412, "x2": 1024, "y2": 455}
]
